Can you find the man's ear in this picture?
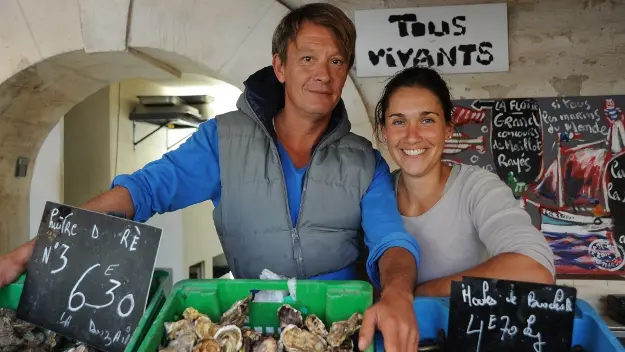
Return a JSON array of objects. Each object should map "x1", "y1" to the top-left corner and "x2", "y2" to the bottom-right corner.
[{"x1": 272, "y1": 54, "x2": 286, "y2": 83}]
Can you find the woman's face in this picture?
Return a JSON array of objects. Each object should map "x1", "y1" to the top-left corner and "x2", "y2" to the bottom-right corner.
[{"x1": 382, "y1": 86, "x2": 452, "y2": 178}]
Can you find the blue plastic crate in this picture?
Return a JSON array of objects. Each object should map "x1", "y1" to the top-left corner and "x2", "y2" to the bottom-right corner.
[{"x1": 374, "y1": 297, "x2": 625, "y2": 351}]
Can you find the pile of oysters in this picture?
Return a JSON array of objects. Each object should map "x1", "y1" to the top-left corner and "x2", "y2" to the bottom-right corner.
[
  {"x1": 0, "y1": 308, "x2": 94, "y2": 352},
  {"x1": 159, "y1": 293, "x2": 362, "y2": 352}
]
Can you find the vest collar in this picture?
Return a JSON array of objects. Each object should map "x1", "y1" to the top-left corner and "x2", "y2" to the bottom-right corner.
[{"x1": 236, "y1": 66, "x2": 351, "y2": 148}]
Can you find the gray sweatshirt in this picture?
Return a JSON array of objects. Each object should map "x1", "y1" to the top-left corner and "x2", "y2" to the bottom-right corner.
[{"x1": 393, "y1": 163, "x2": 556, "y2": 284}]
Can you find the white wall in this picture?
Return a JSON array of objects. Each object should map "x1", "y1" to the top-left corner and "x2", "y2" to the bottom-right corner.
[
  {"x1": 29, "y1": 118, "x2": 64, "y2": 238},
  {"x1": 55, "y1": 76, "x2": 240, "y2": 284}
]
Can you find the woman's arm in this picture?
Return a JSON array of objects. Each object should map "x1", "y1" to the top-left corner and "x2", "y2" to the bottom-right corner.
[{"x1": 416, "y1": 168, "x2": 555, "y2": 297}]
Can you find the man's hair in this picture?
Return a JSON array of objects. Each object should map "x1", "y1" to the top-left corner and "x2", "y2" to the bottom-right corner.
[{"x1": 272, "y1": 3, "x2": 356, "y2": 68}]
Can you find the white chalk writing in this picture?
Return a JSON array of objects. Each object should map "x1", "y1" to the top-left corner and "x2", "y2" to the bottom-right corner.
[
  {"x1": 120, "y1": 226, "x2": 141, "y2": 252},
  {"x1": 527, "y1": 289, "x2": 573, "y2": 312},
  {"x1": 48, "y1": 208, "x2": 78, "y2": 236},
  {"x1": 68, "y1": 263, "x2": 135, "y2": 318},
  {"x1": 523, "y1": 315, "x2": 546, "y2": 352},
  {"x1": 462, "y1": 281, "x2": 498, "y2": 307},
  {"x1": 466, "y1": 314, "x2": 484, "y2": 352},
  {"x1": 42, "y1": 242, "x2": 70, "y2": 274},
  {"x1": 497, "y1": 153, "x2": 532, "y2": 173},
  {"x1": 59, "y1": 311, "x2": 72, "y2": 328},
  {"x1": 89, "y1": 319, "x2": 133, "y2": 347}
]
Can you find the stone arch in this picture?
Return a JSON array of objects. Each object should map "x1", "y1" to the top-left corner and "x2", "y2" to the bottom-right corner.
[{"x1": 0, "y1": 0, "x2": 372, "y2": 253}]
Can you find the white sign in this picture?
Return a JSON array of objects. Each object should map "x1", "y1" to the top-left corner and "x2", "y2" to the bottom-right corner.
[{"x1": 354, "y1": 3, "x2": 509, "y2": 77}]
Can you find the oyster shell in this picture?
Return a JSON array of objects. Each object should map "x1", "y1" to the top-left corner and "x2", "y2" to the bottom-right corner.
[
  {"x1": 278, "y1": 305, "x2": 303, "y2": 330},
  {"x1": 251, "y1": 336, "x2": 279, "y2": 352},
  {"x1": 165, "y1": 332, "x2": 197, "y2": 352},
  {"x1": 214, "y1": 325, "x2": 243, "y2": 352},
  {"x1": 304, "y1": 314, "x2": 327, "y2": 338},
  {"x1": 219, "y1": 293, "x2": 253, "y2": 327},
  {"x1": 165, "y1": 319, "x2": 195, "y2": 340},
  {"x1": 241, "y1": 327, "x2": 262, "y2": 352},
  {"x1": 192, "y1": 338, "x2": 221, "y2": 352},
  {"x1": 195, "y1": 316, "x2": 218, "y2": 340},
  {"x1": 0, "y1": 316, "x2": 22, "y2": 348},
  {"x1": 183, "y1": 307, "x2": 207, "y2": 321},
  {"x1": 326, "y1": 313, "x2": 362, "y2": 348},
  {"x1": 279, "y1": 324, "x2": 327, "y2": 352},
  {"x1": 331, "y1": 338, "x2": 354, "y2": 352}
]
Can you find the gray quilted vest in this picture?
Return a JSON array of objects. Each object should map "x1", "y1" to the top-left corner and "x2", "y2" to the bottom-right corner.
[{"x1": 212, "y1": 67, "x2": 376, "y2": 279}]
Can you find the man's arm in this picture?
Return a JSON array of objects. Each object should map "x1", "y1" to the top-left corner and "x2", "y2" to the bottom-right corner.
[
  {"x1": 0, "y1": 119, "x2": 222, "y2": 287},
  {"x1": 358, "y1": 150, "x2": 420, "y2": 351},
  {"x1": 416, "y1": 169, "x2": 555, "y2": 297},
  {"x1": 361, "y1": 151, "x2": 421, "y2": 291}
]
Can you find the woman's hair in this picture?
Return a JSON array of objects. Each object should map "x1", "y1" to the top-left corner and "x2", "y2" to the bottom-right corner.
[{"x1": 373, "y1": 66, "x2": 454, "y2": 142}]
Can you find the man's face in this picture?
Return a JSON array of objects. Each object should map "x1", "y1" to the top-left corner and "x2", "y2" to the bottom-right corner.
[{"x1": 273, "y1": 21, "x2": 349, "y2": 119}]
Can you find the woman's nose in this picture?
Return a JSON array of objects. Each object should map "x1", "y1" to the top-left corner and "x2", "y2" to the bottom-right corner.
[{"x1": 406, "y1": 122, "x2": 421, "y2": 141}]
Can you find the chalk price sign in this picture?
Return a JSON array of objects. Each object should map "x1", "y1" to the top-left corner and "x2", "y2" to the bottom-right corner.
[
  {"x1": 447, "y1": 276, "x2": 577, "y2": 352},
  {"x1": 17, "y1": 201, "x2": 162, "y2": 352}
]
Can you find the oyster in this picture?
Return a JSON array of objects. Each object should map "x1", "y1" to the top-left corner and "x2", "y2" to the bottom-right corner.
[
  {"x1": 164, "y1": 331, "x2": 197, "y2": 352},
  {"x1": 195, "y1": 316, "x2": 219, "y2": 340},
  {"x1": 326, "y1": 313, "x2": 362, "y2": 348},
  {"x1": 214, "y1": 325, "x2": 243, "y2": 352},
  {"x1": 65, "y1": 345, "x2": 95, "y2": 352},
  {"x1": 241, "y1": 327, "x2": 262, "y2": 352},
  {"x1": 252, "y1": 336, "x2": 279, "y2": 352},
  {"x1": 304, "y1": 314, "x2": 327, "y2": 338},
  {"x1": 219, "y1": 293, "x2": 253, "y2": 327},
  {"x1": 279, "y1": 324, "x2": 327, "y2": 352},
  {"x1": 183, "y1": 307, "x2": 207, "y2": 321},
  {"x1": 22, "y1": 331, "x2": 45, "y2": 347},
  {"x1": 0, "y1": 315, "x2": 22, "y2": 348},
  {"x1": 192, "y1": 338, "x2": 221, "y2": 352},
  {"x1": 277, "y1": 305, "x2": 303, "y2": 330},
  {"x1": 165, "y1": 319, "x2": 195, "y2": 340},
  {"x1": 11, "y1": 319, "x2": 36, "y2": 335},
  {"x1": 331, "y1": 338, "x2": 354, "y2": 352},
  {"x1": 242, "y1": 327, "x2": 262, "y2": 342}
]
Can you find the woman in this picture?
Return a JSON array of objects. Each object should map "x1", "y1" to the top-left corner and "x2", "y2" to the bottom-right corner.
[{"x1": 374, "y1": 66, "x2": 556, "y2": 297}]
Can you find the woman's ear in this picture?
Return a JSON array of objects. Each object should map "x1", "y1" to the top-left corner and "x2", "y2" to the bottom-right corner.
[{"x1": 445, "y1": 123, "x2": 454, "y2": 139}]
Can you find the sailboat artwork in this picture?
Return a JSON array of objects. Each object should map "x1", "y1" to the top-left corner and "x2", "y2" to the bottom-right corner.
[{"x1": 446, "y1": 95, "x2": 625, "y2": 274}]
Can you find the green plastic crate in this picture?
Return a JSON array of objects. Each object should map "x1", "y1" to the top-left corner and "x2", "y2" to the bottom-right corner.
[
  {"x1": 138, "y1": 279, "x2": 374, "y2": 352},
  {"x1": 0, "y1": 269, "x2": 170, "y2": 352}
]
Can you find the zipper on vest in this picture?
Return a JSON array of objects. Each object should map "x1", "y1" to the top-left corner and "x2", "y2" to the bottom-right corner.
[
  {"x1": 244, "y1": 97, "x2": 306, "y2": 277},
  {"x1": 291, "y1": 122, "x2": 340, "y2": 276}
]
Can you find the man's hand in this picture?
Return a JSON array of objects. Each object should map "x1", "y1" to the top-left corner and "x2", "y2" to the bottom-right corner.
[
  {"x1": 359, "y1": 289, "x2": 419, "y2": 351},
  {"x1": 0, "y1": 253, "x2": 26, "y2": 288}
]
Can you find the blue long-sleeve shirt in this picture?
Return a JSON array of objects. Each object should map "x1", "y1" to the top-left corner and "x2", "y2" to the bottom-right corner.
[{"x1": 111, "y1": 118, "x2": 420, "y2": 289}]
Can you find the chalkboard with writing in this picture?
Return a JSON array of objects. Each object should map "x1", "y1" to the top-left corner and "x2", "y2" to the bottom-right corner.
[
  {"x1": 447, "y1": 277, "x2": 577, "y2": 352},
  {"x1": 17, "y1": 201, "x2": 162, "y2": 352},
  {"x1": 446, "y1": 95, "x2": 625, "y2": 274}
]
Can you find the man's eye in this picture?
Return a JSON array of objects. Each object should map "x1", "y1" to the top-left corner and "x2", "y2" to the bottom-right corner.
[
  {"x1": 303, "y1": 56, "x2": 313, "y2": 62},
  {"x1": 332, "y1": 59, "x2": 343, "y2": 65}
]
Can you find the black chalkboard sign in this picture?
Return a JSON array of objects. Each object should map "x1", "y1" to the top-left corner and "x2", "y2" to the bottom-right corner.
[
  {"x1": 17, "y1": 201, "x2": 162, "y2": 352},
  {"x1": 448, "y1": 276, "x2": 577, "y2": 352}
]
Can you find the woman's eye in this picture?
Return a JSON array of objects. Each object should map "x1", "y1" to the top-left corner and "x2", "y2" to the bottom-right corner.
[
  {"x1": 392, "y1": 120, "x2": 405, "y2": 125},
  {"x1": 303, "y1": 56, "x2": 312, "y2": 62},
  {"x1": 331, "y1": 59, "x2": 343, "y2": 65},
  {"x1": 422, "y1": 118, "x2": 434, "y2": 124}
]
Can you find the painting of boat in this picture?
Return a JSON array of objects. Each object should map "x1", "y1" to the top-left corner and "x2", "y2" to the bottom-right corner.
[{"x1": 522, "y1": 127, "x2": 624, "y2": 273}]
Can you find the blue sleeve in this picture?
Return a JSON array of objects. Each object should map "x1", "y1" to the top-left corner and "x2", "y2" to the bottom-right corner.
[
  {"x1": 111, "y1": 119, "x2": 221, "y2": 222},
  {"x1": 361, "y1": 150, "x2": 421, "y2": 290}
]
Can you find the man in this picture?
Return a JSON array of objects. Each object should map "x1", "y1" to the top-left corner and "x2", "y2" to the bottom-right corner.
[{"x1": 0, "y1": 3, "x2": 421, "y2": 351}]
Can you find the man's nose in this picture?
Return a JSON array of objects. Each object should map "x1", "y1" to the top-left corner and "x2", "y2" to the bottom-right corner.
[{"x1": 313, "y1": 63, "x2": 331, "y2": 83}]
